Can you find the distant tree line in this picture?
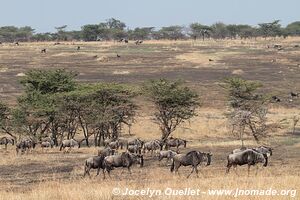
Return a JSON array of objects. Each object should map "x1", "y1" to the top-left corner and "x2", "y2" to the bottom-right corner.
[
  {"x1": 0, "y1": 69, "x2": 199, "y2": 146},
  {"x1": 1, "y1": 18, "x2": 300, "y2": 42}
]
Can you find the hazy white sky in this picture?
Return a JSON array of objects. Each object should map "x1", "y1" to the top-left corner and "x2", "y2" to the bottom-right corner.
[{"x1": 0, "y1": 0, "x2": 299, "y2": 32}]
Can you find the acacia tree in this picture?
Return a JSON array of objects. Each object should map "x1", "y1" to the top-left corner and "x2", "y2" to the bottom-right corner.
[
  {"x1": 143, "y1": 79, "x2": 200, "y2": 140},
  {"x1": 189, "y1": 23, "x2": 211, "y2": 40},
  {"x1": 223, "y1": 77, "x2": 270, "y2": 146}
]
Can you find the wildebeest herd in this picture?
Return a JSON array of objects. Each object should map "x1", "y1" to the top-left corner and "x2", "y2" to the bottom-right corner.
[{"x1": 0, "y1": 136, "x2": 273, "y2": 179}]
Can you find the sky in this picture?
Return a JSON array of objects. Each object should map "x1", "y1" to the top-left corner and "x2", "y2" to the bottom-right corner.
[{"x1": 0, "y1": 0, "x2": 299, "y2": 33}]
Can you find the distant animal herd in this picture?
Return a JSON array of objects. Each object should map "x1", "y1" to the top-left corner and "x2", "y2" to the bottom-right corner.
[{"x1": 0, "y1": 136, "x2": 273, "y2": 179}]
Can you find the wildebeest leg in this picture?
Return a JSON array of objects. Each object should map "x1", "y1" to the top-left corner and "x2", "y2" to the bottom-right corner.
[
  {"x1": 225, "y1": 164, "x2": 231, "y2": 174},
  {"x1": 195, "y1": 166, "x2": 200, "y2": 178},
  {"x1": 127, "y1": 167, "x2": 132, "y2": 175},
  {"x1": 187, "y1": 167, "x2": 195, "y2": 178},
  {"x1": 247, "y1": 165, "x2": 251, "y2": 176},
  {"x1": 233, "y1": 165, "x2": 239, "y2": 175},
  {"x1": 255, "y1": 165, "x2": 259, "y2": 175}
]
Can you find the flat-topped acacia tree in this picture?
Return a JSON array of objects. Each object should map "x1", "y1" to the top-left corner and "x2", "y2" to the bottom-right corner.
[{"x1": 143, "y1": 79, "x2": 200, "y2": 141}]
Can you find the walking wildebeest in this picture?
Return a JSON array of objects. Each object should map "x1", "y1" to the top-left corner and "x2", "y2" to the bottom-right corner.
[
  {"x1": 84, "y1": 154, "x2": 106, "y2": 178},
  {"x1": 158, "y1": 150, "x2": 178, "y2": 162},
  {"x1": 0, "y1": 137, "x2": 14, "y2": 149},
  {"x1": 41, "y1": 49, "x2": 46, "y2": 53},
  {"x1": 103, "y1": 152, "x2": 143, "y2": 179},
  {"x1": 165, "y1": 137, "x2": 187, "y2": 150},
  {"x1": 59, "y1": 139, "x2": 80, "y2": 152},
  {"x1": 143, "y1": 140, "x2": 162, "y2": 154},
  {"x1": 226, "y1": 149, "x2": 267, "y2": 175},
  {"x1": 84, "y1": 149, "x2": 116, "y2": 178},
  {"x1": 16, "y1": 138, "x2": 36, "y2": 154},
  {"x1": 232, "y1": 146, "x2": 273, "y2": 158},
  {"x1": 127, "y1": 144, "x2": 141, "y2": 154},
  {"x1": 170, "y1": 150, "x2": 212, "y2": 178}
]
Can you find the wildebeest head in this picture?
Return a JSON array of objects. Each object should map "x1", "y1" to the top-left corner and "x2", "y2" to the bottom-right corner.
[{"x1": 206, "y1": 152, "x2": 212, "y2": 166}]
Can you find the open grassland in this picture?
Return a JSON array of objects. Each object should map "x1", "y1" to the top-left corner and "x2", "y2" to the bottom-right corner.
[{"x1": 0, "y1": 38, "x2": 300, "y2": 199}]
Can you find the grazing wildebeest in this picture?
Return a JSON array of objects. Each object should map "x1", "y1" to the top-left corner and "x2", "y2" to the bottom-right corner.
[
  {"x1": 117, "y1": 54, "x2": 121, "y2": 58},
  {"x1": 272, "y1": 96, "x2": 281, "y2": 102},
  {"x1": 77, "y1": 46, "x2": 80, "y2": 50},
  {"x1": 59, "y1": 139, "x2": 80, "y2": 151},
  {"x1": 40, "y1": 141, "x2": 54, "y2": 150},
  {"x1": 124, "y1": 39, "x2": 129, "y2": 43},
  {"x1": 41, "y1": 49, "x2": 46, "y2": 53},
  {"x1": 0, "y1": 137, "x2": 14, "y2": 149},
  {"x1": 158, "y1": 150, "x2": 178, "y2": 162},
  {"x1": 127, "y1": 144, "x2": 141, "y2": 154},
  {"x1": 103, "y1": 152, "x2": 144, "y2": 179},
  {"x1": 170, "y1": 150, "x2": 212, "y2": 178},
  {"x1": 226, "y1": 149, "x2": 267, "y2": 175},
  {"x1": 16, "y1": 138, "x2": 36, "y2": 154},
  {"x1": 143, "y1": 140, "x2": 162, "y2": 154},
  {"x1": 165, "y1": 138, "x2": 187, "y2": 150},
  {"x1": 209, "y1": 59, "x2": 214, "y2": 62}
]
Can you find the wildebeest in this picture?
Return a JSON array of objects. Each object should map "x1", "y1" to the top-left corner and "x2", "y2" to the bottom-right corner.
[
  {"x1": 77, "y1": 46, "x2": 80, "y2": 50},
  {"x1": 272, "y1": 96, "x2": 281, "y2": 102},
  {"x1": 127, "y1": 144, "x2": 141, "y2": 154},
  {"x1": 135, "y1": 40, "x2": 143, "y2": 45},
  {"x1": 0, "y1": 136, "x2": 15, "y2": 149},
  {"x1": 274, "y1": 44, "x2": 282, "y2": 48},
  {"x1": 41, "y1": 49, "x2": 46, "y2": 53},
  {"x1": 84, "y1": 149, "x2": 116, "y2": 178},
  {"x1": 103, "y1": 152, "x2": 144, "y2": 179},
  {"x1": 59, "y1": 139, "x2": 80, "y2": 151},
  {"x1": 118, "y1": 38, "x2": 124, "y2": 42},
  {"x1": 290, "y1": 92, "x2": 299, "y2": 98},
  {"x1": 127, "y1": 138, "x2": 144, "y2": 148},
  {"x1": 40, "y1": 141, "x2": 54, "y2": 150},
  {"x1": 54, "y1": 42, "x2": 61, "y2": 45},
  {"x1": 15, "y1": 42, "x2": 19, "y2": 46},
  {"x1": 232, "y1": 146, "x2": 273, "y2": 158},
  {"x1": 117, "y1": 54, "x2": 121, "y2": 58},
  {"x1": 16, "y1": 138, "x2": 36, "y2": 154},
  {"x1": 226, "y1": 149, "x2": 267, "y2": 175},
  {"x1": 97, "y1": 147, "x2": 116, "y2": 157},
  {"x1": 143, "y1": 140, "x2": 162, "y2": 154},
  {"x1": 124, "y1": 39, "x2": 129, "y2": 43},
  {"x1": 106, "y1": 141, "x2": 120, "y2": 150},
  {"x1": 158, "y1": 150, "x2": 178, "y2": 162},
  {"x1": 117, "y1": 138, "x2": 128, "y2": 149},
  {"x1": 170, "y1": 150, "x2": 212, "y2": 178},
  {"x1": 165, "y1": 137, "x2": 187, "y2": 150},
  {"x1": 209, "y1": 59, "x2": 214, "y2": 62}
]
